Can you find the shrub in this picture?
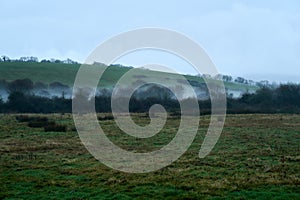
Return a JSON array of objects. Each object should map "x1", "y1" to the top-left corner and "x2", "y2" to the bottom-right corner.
[
  {"x1": 70, "y1": 126, "x2": 77, "y2": 132},
  {"x1": 170, "y1": 111, "x2": 181, "y2": 117},
  {"x1": 32, "y1": 116, "x2": 48, "y2": 122},
  {"x1": 98, "y1": 115, "x2": 114, "y2": 121},
  {"x1": 15, "y1": 115, "x2": 31, "y2": 122},
  {"x1": 16, "y1": 115, "x2": 48, "y2": 123},
  {"x1": 28, "y1": 121, "x2": 55, "y2": 128},
  {"x1": 44, "y1": 124, "x2": 67, "y2": 132}
]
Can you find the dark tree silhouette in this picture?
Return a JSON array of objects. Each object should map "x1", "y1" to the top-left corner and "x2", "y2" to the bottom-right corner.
[{"x1": 8, "y1": 79, "x2": 33, "y2": 94}]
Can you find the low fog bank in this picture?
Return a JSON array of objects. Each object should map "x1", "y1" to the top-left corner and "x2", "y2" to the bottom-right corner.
[{"x1": 0, "y1": 77, "x2": 251, "y2": 103}]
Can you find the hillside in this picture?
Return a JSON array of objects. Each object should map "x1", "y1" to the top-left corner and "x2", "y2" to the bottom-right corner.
[{"x1": 0, "y1": 61, "x2": 257, "y2": 93}]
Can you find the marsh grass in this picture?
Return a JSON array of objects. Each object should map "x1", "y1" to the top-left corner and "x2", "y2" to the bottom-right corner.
[{"x1": 0, "y1": 114, "x2": 299, "y2": 199}]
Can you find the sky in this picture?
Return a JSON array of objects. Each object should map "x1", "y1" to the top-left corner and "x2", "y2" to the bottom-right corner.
[{"x1": 0, "y1": 0, "x2": 299, "y2": 82}]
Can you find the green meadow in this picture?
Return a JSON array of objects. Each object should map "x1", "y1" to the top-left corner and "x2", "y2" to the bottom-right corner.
[
  {"x1": 0, "y1": 62, "x2": 256, "y2": 91},
  {"x1": 1, "y1": 114, "x2": 299, "y2": 199}
]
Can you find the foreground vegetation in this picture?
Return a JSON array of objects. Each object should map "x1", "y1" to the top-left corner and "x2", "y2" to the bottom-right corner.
[{"x1": 0, "y1": 114, "x2": 299, "y2": 199}]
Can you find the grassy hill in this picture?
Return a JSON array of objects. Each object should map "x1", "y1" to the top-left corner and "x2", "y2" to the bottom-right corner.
[
  {"x1": 0, "y1": 62, "x2": 257, "y2": 92},
  {"x1": 0, "y1": 62, "x2": 80, "y2": 86}
]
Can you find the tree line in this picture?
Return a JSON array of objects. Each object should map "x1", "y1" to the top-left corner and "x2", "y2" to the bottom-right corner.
[
  {"x1": 0, "y1": 55, "x2": 78, "y2": 64},
  {"x1": 0, "y1": 79, "x2": 299, "y2": 114},
  {"x1": 227, "y1": 84, "x2": 300, "y2": 114}
]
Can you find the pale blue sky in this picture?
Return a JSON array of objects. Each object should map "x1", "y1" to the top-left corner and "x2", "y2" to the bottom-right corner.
[{"x1": 0, "y1": 0, "x2": 299, "y2": 82}]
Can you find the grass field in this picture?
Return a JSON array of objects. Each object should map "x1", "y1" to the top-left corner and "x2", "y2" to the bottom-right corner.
[
  {"x1": 0, "y1": 62, "x2": 257, "y2": 92},
  {"x1": 0, "y1": 113, "x2": 299, "y2": 199}
]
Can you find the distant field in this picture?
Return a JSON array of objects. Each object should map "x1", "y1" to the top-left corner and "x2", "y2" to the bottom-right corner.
[
  {"x1": 0, "y1": 62, "x2": 79, "y2": 85},
  {"x1": 0, "y1": 62, "x2": 257, "y2": 92},
  {"x1": 0, "y1": 114, "x2": 299, "y2": 199}
]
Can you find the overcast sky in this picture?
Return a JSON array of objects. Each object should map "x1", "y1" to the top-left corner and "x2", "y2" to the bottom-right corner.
[{"x1": 0, "y1": 0, "x2": 299, "y2": 82}]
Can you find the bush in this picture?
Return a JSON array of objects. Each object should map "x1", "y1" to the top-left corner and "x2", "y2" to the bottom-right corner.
[
  {"x1": 70, "y1": 126, "x2": 77, "y2": 132},
  {"x1": 44, "y1": 124, "x2": 67, "y2": 132},
  {"x1": 170, "y1": 111, "x2": 181, "y2": 117},
  {"x1": 28, "y1": 121, "x2": 54, "y2": 128},
  {"x1": 16, "y1": 115, "x2": 48, "y2": 123},
  {"x1": 98, "y1": 115, "x2": 114, "y2": 121},
  {"x1": 15, "y1": 115, "x2": 30, "y2": 122},
  {"x1": 31, "y1": 116, "x2": 48, "y2": 122},
  {"x1": 15, "y1": 115, "x2": 60, "y2": 129},
  {"x1": 15, "y1": 115, "x2": 67, "y2": 132}
]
